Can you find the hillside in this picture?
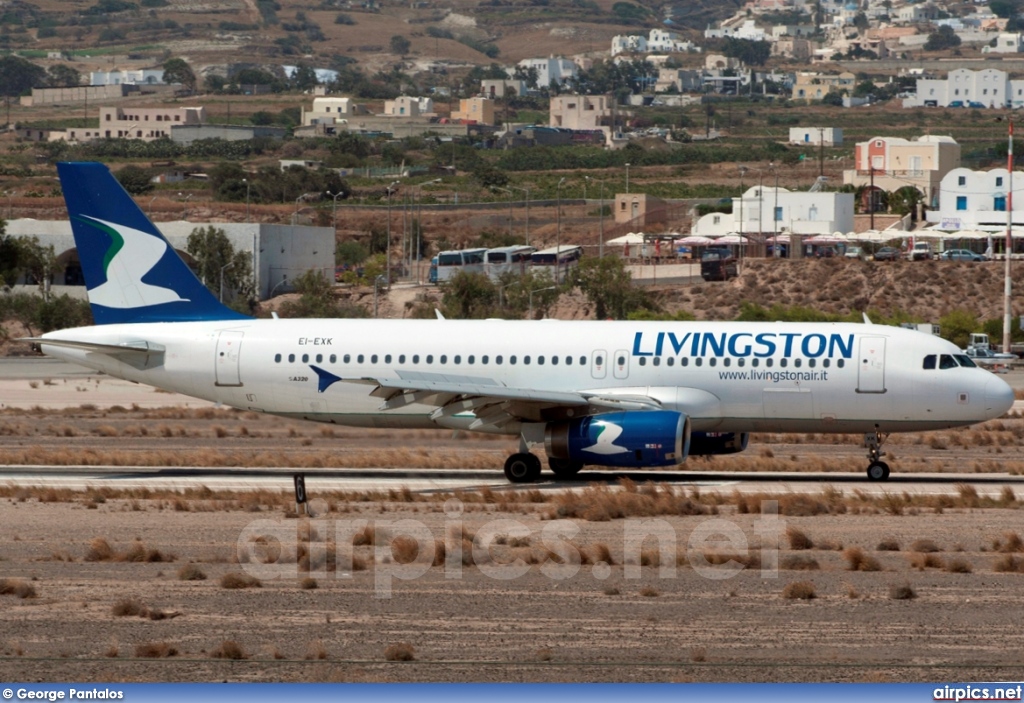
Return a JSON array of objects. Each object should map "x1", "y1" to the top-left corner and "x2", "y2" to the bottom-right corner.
[{"x1": 661, "y1": 258, "x2": 1024, "y2": 325}]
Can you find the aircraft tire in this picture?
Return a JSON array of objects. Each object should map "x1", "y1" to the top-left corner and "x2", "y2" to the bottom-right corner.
[
  {"x1": 505, "y1": 453, "x2": 541, "y2": 483},
  {"x1": 866, "y1": 461, "x2": 890, "y2": 481},
  {"x1": 548, "y1": 457, "x2": 584, "y2": 478}
]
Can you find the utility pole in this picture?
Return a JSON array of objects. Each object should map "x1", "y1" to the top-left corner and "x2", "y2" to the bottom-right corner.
[
  {"x1": 869, "y1": 166, "x2": 875, "y2": 231},
  {"x1": 1004, "y1": 118, "x2": 1014, "y2": 354},
  {"x1": 818, "y1": 127, "x2": 825, "y2": 178}
]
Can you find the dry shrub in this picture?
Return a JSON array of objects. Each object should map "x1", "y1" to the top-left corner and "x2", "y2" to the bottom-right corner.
[
  {"x1": 690, "y1": 646, "x2": 707, "y2": 663},
  {"x1": 998, "y1": 531, "x2": 1023, "y2": 553},
  {"x1": 956, "y1": 483, "x2": 980, "y2": 507},
  {"x1": 300, "y1": 577, "x2": 318, "y2": 590},
  {"x1": 384, "y1": 642, "x2": 416, "y2": 661},
  {"x1": 508, "y1": 536, "x2": 532, "y2": 548},
  {"x1": 876, "y1": 538, "x2": 901, "y2": 552},
  {"x1": 431, "y1": 539, "x2": 446, "y2": 567},
  {"x1": 889, "y1": 583, "x2": 917, "y2": 600},
  {"x1": 994, "y1": 555, "x2": 1024, "y2": 573},
  {"x1": 639, "y1": 586, "x2": 660, "y2": 597},
  {"x1": 639, "y1": 549, "x2": 661, "y2": 567},
  {"x1": 910, "y1": 539, "x2": 940, "y2": 553},
  {"x1": 219, "y1": 572, "x2": 262, "y2": 589},
  {"x1": 590, "y1": 542, "x2": 614, "y2": 565},
  {"x1": 553, "y1": 483, "x2": 708, "y2": 521},
  {"x1": 1000, "y1": 486, "x2": 1016, "y2": 504},
  {"x1": 135, "y1": 642, "x2": 178, "y2": 658},
  {"x1": 85, "y1": 537, "x2": 114, "y2": 562},
  {"x1": 782, "y1": 581, "x2": 816, "y2": 600},
  {"x1": 909, "y1": 553, "x2": 945, "y2": 570},
  {"x1": 843, "y1": 547, "x2": 881, "y2": 572},
  {"x1": 352, "y1": 524, "x2": 376, "y2": 546},
  {"x1": 781, "y1": 555, "x2": 820, "y2": 571},
  {"x1": 211, "y1": 640, "x2": 248, "y2": 660},
  {"x1": 94, "y1": 425, "x2": 119, "y2": 437},
  {"x1": 603, "y1": 586, "x2": 620, "y2": 596},
  {"x1": 534, "y1": 647, "x2": 553, "y2": 662},
  {"x1": 104, "y1": 645, "x2": 119, "y2": 658},
  {"x1": 944, "y1": 558, "x2": 973, "y2": 573},
  {"x1": 0, "y1": 578, "x2": 36, "y2": 599},
  {"x1": 786, "y1": 527, "x2": 813, "y2": 550},
  {"x1": 177, "y1": 563, "x2": 207, "y2": 581},
  {"x1": 391, "y1": 536, "x2": 419, "y2": 564},
  {"x1": 112, "y1": 598, "x2": 145, "y2": 617},
  {"x1": 305, "y1": 640, "x2": 328, "y2": 660}
]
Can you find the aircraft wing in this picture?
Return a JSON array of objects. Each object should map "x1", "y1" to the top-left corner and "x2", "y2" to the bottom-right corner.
[{"x1": 312, "y1": 366, "x2": 662, "y2": 430}]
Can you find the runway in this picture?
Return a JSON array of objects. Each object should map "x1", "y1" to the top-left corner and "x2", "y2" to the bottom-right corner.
[{"x1": 2, "y1": 465, "x2": 1021, "y2": 496}]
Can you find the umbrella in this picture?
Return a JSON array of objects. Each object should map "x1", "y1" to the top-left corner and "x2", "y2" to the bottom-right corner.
[
  {"x1": 714, "y1": 234, "x2": 749, "y2": 245},
  {"x1": 676, "y1": 235, "x2": 717, "y2": 245},
  {"x1": 606, "y1": 233, "x2": 644, "y2": 246}
]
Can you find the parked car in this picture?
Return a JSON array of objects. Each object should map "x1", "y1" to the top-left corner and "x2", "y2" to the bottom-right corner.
[
  {"x1": 844, "y1": 246, "x2": 864, "y2": 260},
  {"x1": 873, "y1": 247, "x2": 901, "y2": 261},
  {"x1": 700, "y1": 247, "x2": 738, "y2": 281},
  {"x1": 910, "y1": 242, "x2": 933, "y2": 261},
  {"x1": 940, "y1": 249, "x2": 988, "y2": 262}
]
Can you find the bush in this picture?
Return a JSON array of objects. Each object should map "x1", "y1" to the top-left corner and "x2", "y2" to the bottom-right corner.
[
  {"x1": 843, "y1": 547, "x2": 881, "y2": 572},
  {"x1": 384, "y1": 642, "x2": 416, "y2": 661},
  {"x1": 177, "y1": 563, "x2": 207, "y2": 581},
  {"x1": 889, "y1": 582, "x2": 917, "y2": 600},
  {"x1": 219, "y1": 572, "x2": 261, "y2": 589},
  {"x1": 782, "y1": 581, "x2": 816, "y2": 600},
  {"x1": 211, "y1": 640, "x2": 248, "y2": 660}
]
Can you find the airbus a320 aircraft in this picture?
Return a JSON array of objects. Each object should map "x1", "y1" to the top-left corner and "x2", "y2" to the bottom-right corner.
[{"x1": 29, "y1": 162, "x2": 1015, "y2": 484}]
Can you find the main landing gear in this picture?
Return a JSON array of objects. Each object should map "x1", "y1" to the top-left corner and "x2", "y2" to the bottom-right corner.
[
  {"x1": 504, "y1": 453, "x2": 542, "y2": 483},
  {"x1": 864, "y1": 430, "x2": 890, "y2": 481}
]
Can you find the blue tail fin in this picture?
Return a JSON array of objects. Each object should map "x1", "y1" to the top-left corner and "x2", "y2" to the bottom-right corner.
[{"x1": 57, "y1": 161, "x2": 249, "y2": 325}]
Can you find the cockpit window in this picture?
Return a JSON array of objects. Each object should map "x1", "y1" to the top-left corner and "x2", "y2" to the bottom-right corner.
[
  {"x1": 923, "y1": 354, "x2": 936, "y2": 370},
  {"x1": 954, "y1": 354, "x2": 977, "y2": 368},
  {"x1": 939, "y1": 354, "x2": 958, "y2": 369}
]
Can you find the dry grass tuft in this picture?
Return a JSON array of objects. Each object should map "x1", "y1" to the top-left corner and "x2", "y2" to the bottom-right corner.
[
  {"x1": 910, "y1": 539, "x2": 941, "y2": 553},
  {"x1": 177, "y1": 563, "x2": 207, "y2": 581},
  {"x1": 111, "y1": 598, "x2": 145, "y2": 617},
  {"x1": 997, "y1": 531, "x2": 1024, "y2": 553},
  {"x1": 85, "y1": 537, "x2": 114, "y2": 562},
  {"x1": 589, "y1": 542, "x2": 614, "y2": 565},
  {"x1": 210, "y1": 640, "x2": 248, "y2": 660},
  {"x1": 781, "y1": 555, "x2": 820, "y2": 571},
  {"x1": 384, "y1": 642, "x2": 416, "y2": 661},
  {"x1": 219, "y1": 572, "x2": 262, "y2": 589},
  {"x1": 553, "y1": 483, "x2": 709, "y2": 521},
  {"x1": 533, "y1": 647, "x2": 553, "y2": 662},
  {"x1": 639, "y1": 585, "x2": 660, "y2": 597},
  {"x1": 0, "y1": 578, "x2": 36, "y2": 599},
  {"x1": 876, "y1": 538, "x2": 901, "y2": 552},
  {"x1": 944, "y1": 558, "x2": 973, "y2": 573},
  {"x1": 300, "y1": 577, "x2": 318, "y2": 590},
  {"x1": 391, "y1": 536, "x2": 420, "y2": 564},
  {"x1": 690, "y1": 646, "x2": 707, "y2": 662},
  {"x1": 786, "y1": 527, "x2": 813, "y2": 550},
  {"x1": 889, "y1": 582, "x2": 918, "y2": 600},
  {"x1": 134, "y1": 641, "x2": 178, "y2": 658},
  {"x1": 843, "y1": 547, "x2": 882, "y2": 572},
  {"x1": 994, "y1": 555, "x2": 1024, "y2": 573},
  {"x1": 304, "y1": 640, "x2": 328, "y2": 660},
  {"x1": 782, "y1": 581, "x2": 816, "y2": 600},
  {"x1": 909, "y1": 553, "x2": 945, "y2": 570}
]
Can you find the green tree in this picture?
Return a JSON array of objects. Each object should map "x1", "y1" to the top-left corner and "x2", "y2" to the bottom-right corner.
[
  {"x1": 570, "y1": 256, "x2": 653, "y2": 320},
  {"x1": 278, "y1": 269, "x2": 368, "y2": 317},
  {"x1": 0, "y1": 56, "x2": 47, "y2": 100},
  {"x1": 115, "y1": 165, "x2": 154, "y2": 195},
  {"x1": 162, "y1": 57, "x2": 197, "y2": 93},
  {"x1": 441, "y1": 271, "x2": 498, "y2": 318},
  {"x1": 498, "y1": 269, "x2": 560, "y2": 319},
  {"x1": 335, "y1": 239, "x2": 369, "y2": 266},
  {"x1": 290, "y1": 63, "x2": 319, "y2": 90},
  {"x1": 938, "y1": 309, "x2": 978, "y2": 349},
  {"x1": 14, "y1": 236, "x2": 56, "y2": 301},
  {"x1": 47, "y1": 64, "x2": 81, "y2": 88},
  {"x1": 0, "y1": 223, "x2": 22, "y2": 286},
  {"x1": 889, "y1": 185, "x2": 923, "y2": 217},
  {"x1": 925, "y1": 25, "x2": 961, "y2": 51},
  {"x1": 390, "y1": 34, "x2": 411, "y2": 55},
  {"x1": 185, "y1": 226, "x2": 254, "y2": 302}
]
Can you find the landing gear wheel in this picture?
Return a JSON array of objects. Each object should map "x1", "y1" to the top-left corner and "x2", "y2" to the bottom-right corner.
[
  {"x1": 504, "y1": 453, "x2": 542, "y2": 483},
  {"x1": 548, "y1": 457, "x2": 584, "y2": 479},
  {"x1": 867, "y1": 461, "x2": 890, "y2": 481}
]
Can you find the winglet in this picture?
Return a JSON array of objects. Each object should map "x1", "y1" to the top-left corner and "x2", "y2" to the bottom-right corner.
[
  {"x1": 862, "y1": 312, "x2": 873, "y2": 325},
  {"x1": 57, "y1": 162, "x2": 249, "y2": 325},
  {"x1": 310, "y1": 365, "x2": 342, "y2": 393}
]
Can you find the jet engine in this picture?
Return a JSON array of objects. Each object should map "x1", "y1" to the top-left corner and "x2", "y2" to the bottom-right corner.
[
  {"x1": 689, "y1": 432, "x2": 749, "y2": 456},
  {"x1": 544, "y1": 410, "x2": 690, "y2": 468}
]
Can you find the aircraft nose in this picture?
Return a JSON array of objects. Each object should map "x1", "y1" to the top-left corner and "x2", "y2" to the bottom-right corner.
[{"x1": 985, "y1": 374, "x2": 1015, "y2": 419}]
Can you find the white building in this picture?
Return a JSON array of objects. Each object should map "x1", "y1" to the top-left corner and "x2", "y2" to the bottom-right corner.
[
  {"x1": 301, "y1": 97, "x2": 363, "y2": 126},
  {"x1": 692, "y1": 188, "x2": 855, "y2": 237},
  {"x1": 517, "y1": 57, "x2": 578, "y2": 88},
  {"x1": 705, "y1": 19, "x2": 767, "y2": 41},
  {"x1": 903, "y1": 68, "x2": 1024, "y2": 108},
  {"x1": 611, "y1": 34, "x2": 648, "y2": 56},
  {"x1": 90, "y1": 69, "x2": 165, "y2": 86},
  {"x1": 926, "y1": 167, "x2": 1024, "y2": 231},
  {"x1": 983, "y1": 32, "x2": 1024, "y2": 54},
  {"x1": 788, "y1": 127, "x2": 842, "y2": 147},
  {"x1": 612, "y1": 29, "x2": 699, "y2": 56}
]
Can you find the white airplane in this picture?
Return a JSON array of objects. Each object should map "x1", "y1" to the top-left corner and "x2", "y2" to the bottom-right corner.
[{"x1": 27, "y1": 162, "x2": 1015, "y2": 486}]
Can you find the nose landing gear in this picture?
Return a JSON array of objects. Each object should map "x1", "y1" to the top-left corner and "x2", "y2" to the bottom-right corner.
[{"x1": 864, "y1": 430, "x2": 890, "y2": 481}]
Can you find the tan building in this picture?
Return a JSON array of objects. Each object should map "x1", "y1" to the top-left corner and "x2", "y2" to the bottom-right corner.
[
  {"x1": 383, "y1": 96, "x2": 422, "y2": 117},
  {"x1": 791, "y1": 71, "x2": 856, "y2": 102},
  {"x1": 843, "y1": 135, "x2": 961, "y2": 203},
  {"x1": 300, "y1": 97, "x2": 368, "y2": 127},
  {"x1": 772, "y1": 36, "x2": 811, "y2": 61},
  {"x1": 614, "y1": 193, "x2": 667, "y2": 228},
  {"x1": 451, "y1": 97, "x2": 495, "y2": 125},
  {"x1": 549, "y1": 95, "x2": 614, "y2": 130},
  {"x1": 57, "y1": 106, "x2": 205, "y2": 142}
]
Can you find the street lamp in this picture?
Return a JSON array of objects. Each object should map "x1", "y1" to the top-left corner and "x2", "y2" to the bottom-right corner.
[
  {"x1": 326, "y1": 189, "x2": 344, "y2": 231},
  {"x1": 738, "y1": 165, "x2": 748, "y2": 270},
  {"x1": 556, "y1": 177, "x2": 566, "y2": 284},
  {"x1": 243, "y1": 179, "x2": 251, "y2": 223},
  {"x1": 412, "y1": 178, "x2": 441, "y2": 281},
  {"x1": 528, "y1": 285, "x2": 558, "y2": 320},
  {"x1": 219, "y1": 261, "x2": 234, "y2": 303},
  {"x1": 5, "y1": 190, "x2": 14, "y2": 219},
  {"x1": 495, "y1": 187, "x2": 514, "y2": 240},
  {"x1": 373, "y1": 274, "x2": 387, "y2": 318},
  {"x1": 625, "y1": 162, "x2": 631, "y2": 194},
  {"x1": 769, "y1": 162, "x2": 780, "y2": 258},
  {"x1": 269, "y1": 276, "x2": 289, "y2": 299},
  {"x1": 510, "y1": 186, "x2": 530, "y2": 246},
  {"x1": 385, "y1": 180, "x2": 400, "y2": 285},
  {"x1": 179, "y1": 192, "x2": 192, "y2": 220},
  {"x1": 587, "y1": 176, "x2": 606, "y2": 258},
  {"x1": 292, "y1": 194, "x2": 308, "y2": 225}
]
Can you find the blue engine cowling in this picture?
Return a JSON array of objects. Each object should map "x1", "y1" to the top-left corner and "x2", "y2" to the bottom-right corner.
[
  {"x1": 689, "y1": 432, "x2": 749, "y2": 456},
  {"x1": 544, "y1": 410, "x2": 690, "y2": 468}
]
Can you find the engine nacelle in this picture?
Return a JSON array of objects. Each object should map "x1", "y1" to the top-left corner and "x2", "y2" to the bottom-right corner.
[
  {"x1": 689, "y1": 432, "x2": 749, "y2": 456},
  {"x1": 545, "y1": 410, "x2": 690, "y2": 468}
]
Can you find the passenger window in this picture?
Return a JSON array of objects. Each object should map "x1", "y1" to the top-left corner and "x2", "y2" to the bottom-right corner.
[
  {"x1": 639, "y1": 357, "x2": 647, "y2": 366},
  {"x1": 454, "y1": 355, "x2": 461, "y2": 364},
  {"x1": 565, "y1": 356, "x2": 571, "y2": 365},
  {"x1": 496, "y1": 355, "x2": 503, "y2": 364},
  {"x1": 738, "y1": 358, "x2": 745, "y2": 367},
  {"x1": 316, "y1": 354, "x2": 323, "y2": 363},
  {"x1": 330, "y1": 354, "x2": 337, "y2": 364},
  {"x1": 752, "y1": 358, "x2": 759, "y2": 367},
  {"x1": 794, "y1": 358, "x2": 801, "y2": 368},
  {"x1": 385, "y1": 354, "x2": 391, "y2": 363},
  {"x1": 510, "y1": 355, "x2": 517, "y2": 364},
  {"x1": 439, "y1": 355, "x2": 446, "y2": 364},
  {"x1": 667, "y1": 357, "x2": 675, "y2": 367},
  {"x1": 579, "y1": 356, "x2": 586, "y2": 365},
  {"x1": 413, "y1": 355, "x2": 420, "y2": 364},
  {"x1": 428, "y1": 355, "x2": 434, "y2": 364},
  {"x1": 923, "y1": 354, "x2": 936, "y2": 370},
  {"x1": 399, "y1": 354, "x2": 406, "y2": 363},
  {"x1": 468, "y1": 355, "x2": 474, "y2": 364},
  {"x1": 766, "y1": 358, "x2": 774, "y2": 368},
  {"x1": 723, "y1": 358, "x2": 730, "y2": 367},
  {"x1": 274, "y1": 353, "x2": 281, "y2": 363},
  {"x1": 653, "y1": 357, "x2": 660, "y2": 366},
  {"x1": 595, "y1": 355, "x2": 604, "y2": 366},
  {"x1": 302, "y1": 354, "x2": 309, "y2": 363},
  {"x1": 710, "y1": 358, "x2": 717, "y2": 367},
  {"x1": 682, "y1": 358, "x2": 689, "y2": 367},
  {"x1": 344, "y1": 354, "x2": 351, "y2": 363},
  {"x1": 940, "y1": 354, "x2": 958, "y2": 369},
  {"x1": 808, "y1": 359, "x2": 815, "y2": 368},
  {"x1": 695, "y1": 358, "x2": 703, "y2": 367},
  {"x1": 837, "y1": 359, "x2": 845, "y2": 369},
  {"x1": 780, "y1": 359, "x2": 787, "y2": 368},
  {"x1": 617, "y1": 355, "x2": 625, "y2": 366},
  {"x1": 538, "y1": 356, "x2": 544, "y2": 365},
  {"x1": 823, "y1": 359, "x2": 830, "y2": 368},
  {"x1": 551, "y1": 356, "x2": 558, "y2": 365},
  {"x1": 288, "y1": 353, "x2": 295, "y2": 363},
  {"x1": 482, "y1": 355, "x2": 488, "y2": 364},
  {"x1": 524, "y1": 355, "x2": 531, "y2": 365},
  {"x1": 371, "y1": 354, "x2": 378, "y2": 363},
  {"x1": 357, "y1": 354, "x2": 364, "y2": 363}
]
